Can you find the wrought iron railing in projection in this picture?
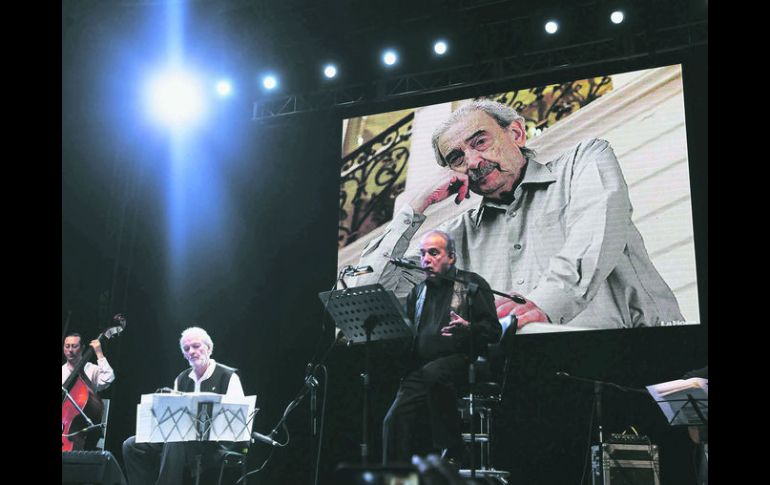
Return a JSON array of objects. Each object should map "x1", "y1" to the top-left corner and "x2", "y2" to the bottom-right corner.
[{"x1": 338, "y1": 112, "x2": 414, "y2": 250}]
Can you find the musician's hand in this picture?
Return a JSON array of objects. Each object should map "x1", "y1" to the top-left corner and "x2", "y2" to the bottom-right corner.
[
  {"x1": 495, "y1": 293, "x2": 549, "y2": 329},
  {"x1": 410, "y1": 174, "x2": 471, "y2": 214},
  {"x1": 441, "y1": 311, "x2": 470, "y2": 336},
  {"x1": 90, "y1": 339, "x2": 105, "y2": 359}
]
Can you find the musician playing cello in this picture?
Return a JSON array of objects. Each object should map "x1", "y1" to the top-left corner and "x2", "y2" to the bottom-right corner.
[
  {"x1": 62, "y1": 331, "x2": 116, "y2": 451},
  {"x1": 62, "y1": 332, "x2": 115, "y2": 391}
]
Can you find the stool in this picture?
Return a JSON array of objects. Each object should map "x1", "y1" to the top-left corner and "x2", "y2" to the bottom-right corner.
[
  {"x1": 455, "y1": 316, "x2": 518, "y2": 484},
  {"x1": 457, "y1": 382, "x2": 510, "y2": 484}
]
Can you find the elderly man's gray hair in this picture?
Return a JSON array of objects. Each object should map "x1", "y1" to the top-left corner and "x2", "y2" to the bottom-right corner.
[
  {"x1": 431, "y1": 99, "x2": 535, "y2": 167},
  {"x1": 179, "y1": 326, "x2": 214, "y2": 354}
]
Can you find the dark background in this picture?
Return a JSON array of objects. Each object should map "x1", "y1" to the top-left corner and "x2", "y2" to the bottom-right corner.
[{"x1": 62, "y1": 1, "x2": 707, "y2": 483}]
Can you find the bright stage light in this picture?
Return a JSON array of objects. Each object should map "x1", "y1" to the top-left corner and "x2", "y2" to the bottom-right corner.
[
  {"x1": 382, "y1": 50, "x2": 398, "y2": 66},
  {"x1": 324, "y1": 64, "x2": 338, "y2": 79},
  {"x1": 144, "y1": 68, "x2": 207, "y2": 130},
  {"x1": 433, "y1": 40, "x2": 448, "y2": 55},
  {"x1": 215, "y1": 80, "x2": 232, "y2": 97},
  {"x1": 545, "y1": 20, "x2": 559, "y2": 34},
  {"x1": 263, "y1": 75, "x2": 278, "y2": 90}
]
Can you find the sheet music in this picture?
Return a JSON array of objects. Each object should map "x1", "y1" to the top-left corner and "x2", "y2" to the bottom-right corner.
[
  {"x1": 136, "y1": 392, "x2": 257, "y2": 443},
  {"x1": 646, "y1": 378, "x2": 708, "y2": 425},
  {"x1": 214, "y1": 395, "x2": 257, "y2": 442}
]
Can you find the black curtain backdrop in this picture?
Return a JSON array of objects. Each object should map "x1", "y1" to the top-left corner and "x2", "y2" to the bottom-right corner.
[{"x1": 62, "y1": 34, "x2": 707, "y2": 484}]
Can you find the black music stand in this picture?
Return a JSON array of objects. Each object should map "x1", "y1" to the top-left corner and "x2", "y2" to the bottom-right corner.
[
  {"x1": 646, "y1": 380, "x2": 709, "y2": 427},
  {"x1": 318, "y1": 284, "x2": 414, "y2": 464},
  {"x1": 662, "y1": 394, "x2": 709, "y2": 427}
]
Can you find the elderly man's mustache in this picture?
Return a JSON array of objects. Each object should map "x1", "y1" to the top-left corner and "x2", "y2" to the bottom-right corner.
[{"x1": 469, "y1": 160, "x2": 507, "y2": 182}]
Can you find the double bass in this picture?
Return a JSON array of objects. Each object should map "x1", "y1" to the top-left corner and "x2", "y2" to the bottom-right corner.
[{"x1": 61, "y1": 314, "x2": 125, "y2": 451}]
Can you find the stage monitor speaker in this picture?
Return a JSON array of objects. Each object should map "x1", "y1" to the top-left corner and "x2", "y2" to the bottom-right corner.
[
  {"x1": 62, "y1": 450, "x2": 126, "y2": 485},
  {"x1": 591, "y1": 443, "x2": 660, "y2": 485}
]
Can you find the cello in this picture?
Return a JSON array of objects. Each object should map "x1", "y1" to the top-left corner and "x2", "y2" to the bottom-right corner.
[{"x1": 61, "y1": 314, "x2": 125, "y2": 451}]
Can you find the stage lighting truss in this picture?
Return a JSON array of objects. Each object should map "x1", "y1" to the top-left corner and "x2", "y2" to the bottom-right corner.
[{"x1": 252, "y1": 18, "x2": 706, "y2": 121}]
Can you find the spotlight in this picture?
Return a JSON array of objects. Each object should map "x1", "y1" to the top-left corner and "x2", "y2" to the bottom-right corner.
[
  {"x1": 324, "y1": 64, "x2": 338, "y2": 79},
  {"x1": 433, "y1": 40, "x2": 448, "y2": 55},
  {"x1": 610, "y1": 11, "x2": 625, "y2": 24},
  {"x1": 144, "y1": 67, "x2": 207, "y2": 130},
  {"x1": 215, "y1": 80, "x2": 232, "y2": 97},
  {"x1": 382, "y1": 50, "x2": 398, "y2": 66},
  {"x1": 545, "y1": 20, "x2": 559, "y2": 34},
  {"x1": 262, "y1": 75, "x2": 278, "y2": 90}
]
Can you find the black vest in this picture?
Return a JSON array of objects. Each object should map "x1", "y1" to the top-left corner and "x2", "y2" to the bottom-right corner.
[{"x1": 174, "y1": 363, "x2": 237, "y2": 393}]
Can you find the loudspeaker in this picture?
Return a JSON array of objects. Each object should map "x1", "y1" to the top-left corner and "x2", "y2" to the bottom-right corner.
[
  {"x1": 591, "y1": 444, "x2": 660, "y2": 485},
  {"x1": 62, "y1": 450, "x2": 127, "y2": 485}
]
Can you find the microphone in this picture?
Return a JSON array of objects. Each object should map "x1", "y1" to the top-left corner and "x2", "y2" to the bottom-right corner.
[
  {"x1": 252, "y1": 431, "x2": 280, "y2": 446},
  {"x1": 155, "y1": 387, "x2": 183, "y2": 394},
  {"x1": 387, "y1": 257, "x2": 423, "y2": 271},
  {"x1": 345, "y1": 265, "x2": 374, "y2": 277}
]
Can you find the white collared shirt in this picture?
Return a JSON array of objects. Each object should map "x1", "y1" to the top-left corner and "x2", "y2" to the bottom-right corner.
[
  {"x1": 174, "y1": 359, "x2": 244, "y2": 397},
  {"x1": 62, "y1": 357, "x2": 115, "y2": 392}
]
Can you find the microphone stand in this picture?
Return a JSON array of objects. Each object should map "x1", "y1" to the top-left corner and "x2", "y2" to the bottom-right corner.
[
  {"x1": 305, "y1": 364, "x2": 320, "y2": 437},
  {"x1": 242, "y1": 266, "x2": 379, "y2": 485},
  {"x1": 389, "y1": 257, "x2": 523, "y2": 478},
  {"x1": 248, "y1": 267, "x2": 357, "y2": 468},
  {"x1": 252, "y1": 278, "x2": 333, "y2": 443},
  {"x1": 595, "y1": 381, "x2": 603, "y2": 444},
  {"x1": 554, "y1": 372, "x2": 647, "y2": 445},
  {"x1": 303, "y1": 267, "x2": 355, "y2": 440}
]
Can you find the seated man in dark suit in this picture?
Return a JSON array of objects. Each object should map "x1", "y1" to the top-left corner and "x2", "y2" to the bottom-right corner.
[{"x1": 382, "y1": 230, "x2": 501, "y2": 464}]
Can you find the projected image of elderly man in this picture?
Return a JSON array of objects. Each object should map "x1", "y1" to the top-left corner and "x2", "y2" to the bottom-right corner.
[{"x1": 359, "y1": 100, "x2": 683, "y2": 330}]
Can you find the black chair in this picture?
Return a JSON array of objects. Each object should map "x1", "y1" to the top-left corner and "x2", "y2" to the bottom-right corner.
[
  {"x1": 216, "y1": 443, "x2": 249, "y2": 485},
  {"x1": 186, "y1": 442, "x2": 250, "y2": 485},
  {"x1": 456, "y1": 318, "x2": 518, "y2": 483}
]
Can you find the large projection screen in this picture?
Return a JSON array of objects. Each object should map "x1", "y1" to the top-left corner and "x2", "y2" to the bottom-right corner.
[{"x1": 337, "y1": 64, "x2": 699, "y2": 334}]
